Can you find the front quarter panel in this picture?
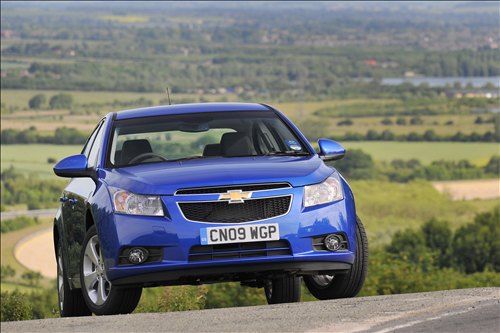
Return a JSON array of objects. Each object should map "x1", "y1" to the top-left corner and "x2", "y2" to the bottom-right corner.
[{"x1": 88, "y1": 179, "x2": 118, "y2": 274}]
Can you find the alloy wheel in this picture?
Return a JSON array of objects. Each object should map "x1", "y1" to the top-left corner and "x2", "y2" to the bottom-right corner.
[
  {"x1": 57, "y1": 253, "x2": 65, "y2": 312},
  {"x1": 82, "y1": 236, "x2": 111, "y2": 306},
  {"x1": 311, "y1": 274, "x2": 334, "y2": 287}
]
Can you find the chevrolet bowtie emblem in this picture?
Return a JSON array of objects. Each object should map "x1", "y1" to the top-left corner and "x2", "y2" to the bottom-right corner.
[{"x1": 219, "y1": 190, "x2": 252, "y2": 204}]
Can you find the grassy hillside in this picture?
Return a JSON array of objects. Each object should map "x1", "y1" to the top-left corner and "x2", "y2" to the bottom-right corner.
[
  {"x1": 342, "y1": 141, "x2": 499, "y2": 166},
  {"x1": 351, "y1": 180, "x2": 499, "y2": 246},
  {"x1": 1, "y1": 144, "x2": 81, "y2": 178},
  {"x1": 1, "y1": 142, "x2": 498, "y2": 179}
]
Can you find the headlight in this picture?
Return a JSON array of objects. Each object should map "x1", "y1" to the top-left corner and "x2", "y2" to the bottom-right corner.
[
  {"x1": 110, "y1": 187, "x2": 164, "y2": 216},
  {"x1": 304, "y1": 174, "x2": 344, "y2": 207}
]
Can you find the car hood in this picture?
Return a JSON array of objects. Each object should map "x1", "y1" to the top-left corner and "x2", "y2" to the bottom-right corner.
[{"x1": 102, "y1": 155, "x2": 334, "y2": 195}]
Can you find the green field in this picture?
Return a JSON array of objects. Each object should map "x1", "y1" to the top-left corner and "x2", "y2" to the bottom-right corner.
[
  {"x1": 342, "y1": 141, "x2": 499, "y2": 166},
  {"x1": 1, "y1": 142, "x2": 498, "y2": 178},
  {"x1": 0, "y1": 89, "x2": 236, "y2": 109},
  {"x1": 351, "y1": 180, "x2": 499, "y2": 245},
  {"x1": 1, "y1": 144, "x2": 82, "y2": 178}
]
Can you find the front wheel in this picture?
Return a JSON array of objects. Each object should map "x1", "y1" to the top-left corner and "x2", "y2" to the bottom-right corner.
[
  {"x1": 304, "y1": 216, "x2": 368, "y2": 300},
  {"x1": 80, "y1": 225, "x2": 142, "y2": 315},
  {"x1": 264, "y1": 275, "x2": 301, "y2": 304}
]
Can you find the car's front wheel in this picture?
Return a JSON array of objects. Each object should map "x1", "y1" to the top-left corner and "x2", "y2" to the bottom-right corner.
[
  {"x1": 264, "y1": 275, "x2": 301, "y2": 304},
  {"x1": 304, "y1": 216, "x2": 368, "y2": 300},
  {"x1": 80, "y1": 225, "x2": 142, "y2": 315}
]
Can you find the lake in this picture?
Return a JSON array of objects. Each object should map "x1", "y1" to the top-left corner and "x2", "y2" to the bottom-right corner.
[{"x1": 379, "y1": 76, "x2": 500, "y2": 88}]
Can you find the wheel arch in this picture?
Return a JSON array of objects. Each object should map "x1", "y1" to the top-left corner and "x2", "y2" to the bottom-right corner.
[
  {"x1": 85, "y1": 207, "x2": 95, "y2": 232},
  {"x1": 53, "y1": 221, "x2": 60, "y2": 260}
]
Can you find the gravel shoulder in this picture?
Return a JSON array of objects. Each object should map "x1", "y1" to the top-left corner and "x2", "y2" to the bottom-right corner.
[{"x1": 1, "y1": 288, "x2": 498, "y2": 333}]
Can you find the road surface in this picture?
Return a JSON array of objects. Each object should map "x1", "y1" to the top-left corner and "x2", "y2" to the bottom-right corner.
[
  {"x1": 14, "y1": 227, "x2": 56, "y2": 279},
  {"x1": 1, "y1": 288, "x2": 498, "y2": 332},
  {"x1": 0, "y1": 209, "x2": 57, "y2": 220}
]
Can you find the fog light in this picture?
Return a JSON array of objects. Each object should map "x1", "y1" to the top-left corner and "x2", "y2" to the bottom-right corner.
[
  {"x1": 128, "y1": 247, "x2": 149, "y2": 264},
  {"x1": 324, "y1": 234, "x2": 341, "y2": 252}
]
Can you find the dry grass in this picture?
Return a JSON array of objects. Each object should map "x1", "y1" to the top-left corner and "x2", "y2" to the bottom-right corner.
[{"x1": 433, "y1": 179, "x2": 500, "y2": 201}]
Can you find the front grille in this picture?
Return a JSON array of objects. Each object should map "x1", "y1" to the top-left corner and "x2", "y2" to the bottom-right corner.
[
  {"x1": 189, "y1": 240, "x2": 292, "y2": 262},
  {"x1": 175, "y1": 183, "x2": 291, "y2": 195},
  {"x1": 178, "y1": 195, "x2": 292, "y2": 223}
]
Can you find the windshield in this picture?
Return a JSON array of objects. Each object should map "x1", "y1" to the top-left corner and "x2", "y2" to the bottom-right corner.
[{"x1": 107, "y1": 110, "x2": 310, "y2": 167}]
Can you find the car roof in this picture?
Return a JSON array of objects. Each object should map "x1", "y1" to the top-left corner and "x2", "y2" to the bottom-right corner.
[{"x1": 115, "y1": 102, "x2": 272, "y2": 120}]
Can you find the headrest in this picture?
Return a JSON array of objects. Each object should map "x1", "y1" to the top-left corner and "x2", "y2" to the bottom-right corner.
[
  {"x1": 121, "y1": 139, "x2": 153, "y2": 164},
  {"x1": 220, "y1": 132, "x2": 253, "y2": 157},
  {"x1": 203, "y1": 144, "x2": 222, "y2": 157}
]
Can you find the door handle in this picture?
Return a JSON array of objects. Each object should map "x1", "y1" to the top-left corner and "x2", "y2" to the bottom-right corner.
[{"x1": 60, "y1": 196, "x2": 68, "y2": 203}]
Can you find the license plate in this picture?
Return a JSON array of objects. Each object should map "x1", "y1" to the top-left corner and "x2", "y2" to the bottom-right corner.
[{"x1": 200, "y1": 223, "x2": 280, "y2": 245}]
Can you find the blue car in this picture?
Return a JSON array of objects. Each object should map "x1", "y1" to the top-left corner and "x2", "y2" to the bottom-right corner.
[{"x1": 53, "y1": 102, "x2": 368, "y2": 316}]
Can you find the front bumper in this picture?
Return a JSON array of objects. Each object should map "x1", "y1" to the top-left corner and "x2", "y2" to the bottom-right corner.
[
  {"x1": 98, "y1": 185, "x2": 358, "y2": 286},
  {"x1": 112, "y1": 261, "x2": 351, "y2": 286}
]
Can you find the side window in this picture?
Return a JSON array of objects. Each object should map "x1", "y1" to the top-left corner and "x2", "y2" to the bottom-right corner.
[
  {"x1": 87, "y1": 121, "x2": 106, "y2": 168},
  {"x1": 81, "y1": 123, "x2": 101, "y2": 157}
]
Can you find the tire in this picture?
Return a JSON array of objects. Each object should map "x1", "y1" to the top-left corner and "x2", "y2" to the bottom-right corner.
[
  {"x1": 264, "y1": 275, "x2": 301, "y2": 304},
  {"x1": 304, "y1": 216, "x2": 368, "y2": 300},
  {"x1": 80, "y1": 225, "x2": 142, "y2": 315},
  {"x1": 57, "y1": 239, "x2": 91, "y2": 317}
]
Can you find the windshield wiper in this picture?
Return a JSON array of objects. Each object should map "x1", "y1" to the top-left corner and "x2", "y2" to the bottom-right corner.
[
  {"x1": 263, "y1": 151, "x2": 310, "y2": 156},
  {"x1": 168, "y1": 156, "x2": 207, "y2": 162}
]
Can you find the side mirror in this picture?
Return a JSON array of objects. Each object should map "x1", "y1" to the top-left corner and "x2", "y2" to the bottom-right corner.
[
  {"x1": 53, "y1": 154, "x2": 94, "y2": 178},
  {"x1": 318, "y1": 139, "x2": 345, "y2": 161}
]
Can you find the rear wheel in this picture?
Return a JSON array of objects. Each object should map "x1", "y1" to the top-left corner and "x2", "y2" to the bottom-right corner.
[
  {"x1": 304, "y1": 216, "x2": 368, "y2": 300},
  {"x1": 57, "y1": 239, "x2": 91, "y2": 317},
  {"x1": 80, "y1": 225, "x2": 142, "y2": 315},
  {"x1": 264, "y1": 275, "x2": 301, "y2": 304}
]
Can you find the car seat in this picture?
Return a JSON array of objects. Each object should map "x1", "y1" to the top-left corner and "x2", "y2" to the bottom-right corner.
[{"x1": 120, "y1": 139, "x2": 153, "y2": 164}]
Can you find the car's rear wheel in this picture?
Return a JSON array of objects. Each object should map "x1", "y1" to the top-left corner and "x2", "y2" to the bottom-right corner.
[
  {"x1": 57, "y1": 239, "x2": 91, "y2": 317},
  {"x1": 264, "y1": 275, "x2": 301, "y2": 304},
  {"x1": 80, "y1": 225, "x2": 142, "y2": 315},
  {"x1": 304, "y1": 216, "x2": 368, "y2": 300}
]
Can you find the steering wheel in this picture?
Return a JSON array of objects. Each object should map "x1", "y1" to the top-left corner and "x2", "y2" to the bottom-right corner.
[{"x1": 128, "y1": 152, "x2": 168, "y2": 164}]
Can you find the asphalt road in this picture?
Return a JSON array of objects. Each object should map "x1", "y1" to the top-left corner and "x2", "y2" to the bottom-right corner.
[
  {"x1": 2, "y1": 288, "x2": 498, "y2": 333},
  {"x1": 0, "y1": 209, "x2": 57, "y2": 220}
]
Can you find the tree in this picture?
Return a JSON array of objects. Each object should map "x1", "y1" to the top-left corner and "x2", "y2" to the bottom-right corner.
[
  {"x1": 410, "y1": 116, "x2": 424, "y2": 125},
  {"x1": 0, "y1": 265, "x2": 16, "y2": 280},
  {"x1": 484, "y1": 155, "x2": 500, "y2": 175},
  {"x1": 0, "y1": 291, "x2": 32, "y2": 322},
  {"x1": 396, "y1": 117, "x2": 407, "y2": 125},
  {"x1": 386, "y1": 229, "x2": 428, "y2": 264},
  {"x1": 423, "y1": 129, "x2": 438, "y2": 141},
  {"x1": 28, "y1": 94, "x2": 46, "y2": 109},
  {"x1": 452, "y1": 207, "x2": 500, "y2": 273},
  {"x1": 381, "y1": 118, "x2": 393, "y2": 125},
  {"x1": 337, "y1": 119, "x2": 353, "y2": 126},
  {"x1": 421, "y1": 219, "x2": 452, "y2": 268},
  {"x1": 380, "y1": 130, "x2": 395, "y2": 140},
  {"x1": 49, "y1": 93, "x2": 73, "y2": 109},
  {"x1": 331, "y1": 149, "x2": 375, "y2": 179},
  {"x1": 21, "y1": 271, "x2": 42, "y2": 286},
  {"x1": 494, "y1": 114, "x2": 500, "y2": 141}
]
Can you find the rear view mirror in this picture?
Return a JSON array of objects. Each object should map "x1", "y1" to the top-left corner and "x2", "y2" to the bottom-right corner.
[
  {"x1": 179, "y1": 122, "x2": 209, "y2": 132},
  {"x1": 53, "y1": 154, "x2": 94, "y2": 178},
  {"x1": 318, "y1": 139, "x2": 345, "y2": 161}
]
